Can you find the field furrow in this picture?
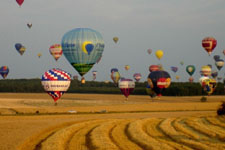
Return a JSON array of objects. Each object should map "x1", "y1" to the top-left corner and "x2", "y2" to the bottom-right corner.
[
  {"x1": 205, "y1": 116, "x2": 225, "y2": 129},
  {"x1": 88, "y1": 119, "x2": 120, "y2": 150},
  {"x1": 174, "y1": 118, "x2": 225, "y2": 149},
  {"x1": 110, "y1": 119, "x2": 142, "y2": 150},
  {"x1": 41, "y1": 120, "x2": 100, "y2": 150},
  {"x1": 67, "y1": 120, "x2": 105, "y2": 150},
  {"x1": 18, "y1": 122, "x2": 77, "y2": 150},
  {"x1": 144, "y1": 118, "x2": 192, "y2": 150},
  {"x1": 159, "y1": 118, "x2": 213, "y2": 150},
  {"x1": 126, "y1": 118, "x2": 174, "y2": 150},
  {"x1": 185, "y1": 117, "x2": 225, "y2": 142}
]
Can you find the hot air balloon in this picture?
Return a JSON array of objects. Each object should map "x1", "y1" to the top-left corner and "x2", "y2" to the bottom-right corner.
[
  {"x1": 147, "y1": 70, "x2": 171, "y2": 97},
  {"x1": 171, "y1": 66, "x2": 178, "y2": 73},
  {"x1": 149, "y1": 65, "x2": 160, "y2": 72},
  {"x1": 16, "y1": 0, "x2": 24, "y2": 7},
  {"x1": 27, "y1": 23, "x2": 32, "y2": 29},
  {"x1": 124, "y1": 65, "x2": 130, "y2": 71},
  {"x1": 146, "y1": 85, "x2": 156, "y2": 98},
  {"x1": 215, "y1": 59, "x2": 224, "y2": 71},
  {"x1": 200, "y1": 78, "x2": 217, "y2": 95},
  {"x1": 202, "y1": 37, "x2": 217, "y2": 56},
  {"x1": 62, "y1": 28, "x2": 104, "y2": 80},
  {"x1": 0, "y1": 66, "x2": 9, "y2": 79},
  {"x1": 92, "y1": 70, "x2": 97, "y2": 81},
  {"x1": 49, "y1": 44, "x2": 63, "y2": 61},
  {"x1": 111, "y1": 71, "x2": 120, "y2": 84},
  {"x1": 113, "y1": 37, "x2": 119, "y2": 43},
  {"x1": 176, "y1": 75, "x2": 180, "y2": 81},
  {"x1": 37, "y1": 53, "x2": 42, "y2": 58},
  {"x1": 200, "y1": 65, "x2": 211, "y2": 77},
  {"x1": 189, "y1": 77, "x2": 194, "y2": 83},
  {"x1": 15, "y1": 43, "x2": 26, "y2": 55},
  {"x1": 41, "y1": 68, "x2": 71, "y2": 103},
  {"x1": 119, "y1": 78, "x2": 135, "y2": 99},
  {"x1": 223, "y1": 50, "x2": 225, "y2": 55},
  {"x1": 186, "y1": 65, "x2": 195, "y2": 76},
  {"x1": 147, "y1": 49, "x2": 152, "y2": 55},
  {"x1": 155, "y1": 50, "x2": 163, "y2": 60},
  {"x1": 211, "y1": 71, "x2": 218, "y2": 79},
  {"x1": 133, "y1": 73, "x2": 142, "y2": 82},
  {"x1": 213, "y1": 55, "x2": 220, "y2": 61}
]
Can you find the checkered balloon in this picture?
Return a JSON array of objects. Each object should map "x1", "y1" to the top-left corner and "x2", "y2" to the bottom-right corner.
[{"x1": 41, "y1": 68, "x2": 71, "y2": 102}]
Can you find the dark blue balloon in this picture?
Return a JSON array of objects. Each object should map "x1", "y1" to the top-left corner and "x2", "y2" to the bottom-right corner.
[{"x1": 15, "y1": 43, "x2": 22, "y2": 51}]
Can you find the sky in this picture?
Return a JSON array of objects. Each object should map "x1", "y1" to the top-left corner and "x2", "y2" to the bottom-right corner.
[{"x1": 0, "y1": 0, "x2": 225, "y2": 82}]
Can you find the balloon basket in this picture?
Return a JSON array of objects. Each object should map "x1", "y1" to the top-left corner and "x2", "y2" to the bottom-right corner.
[{"x1": 54, "y1": 102, "x2": 58, "y2": 106}]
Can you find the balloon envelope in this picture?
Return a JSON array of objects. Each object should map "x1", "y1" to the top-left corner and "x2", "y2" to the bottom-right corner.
[
  {"x1": 111, "y1": 71, "x2": 120, "y2": 84},
  {"x1": 200, "y1": 78, "x2": 217, "y2": 95},
  {"x1": 215, "y1": 59, "x2": 224, "y2": 71},
  {"x1": 202, "y1": 37, "x2": 217, "y2": 55},
  {"x1": 133, "y1": 73, "x2": 142, "y2": 82},
  {"x1": 111, "y1": 68, "x2": 118, "y2": 73},
  {"x1": 49, "y1": 44, "x2": 63, "y2": 61},
  {"x1": 62, "y1": 28, "x2": 104, "y2": 76},
  {"x1": 0, "y1": 66, "x2": 9, "y2": 79},
  {"x1": 125, "y1": 65, "x2": 130, "y2": 71},
  {"x1": 171, "y1": 66, "x2": 178, "y2": 73},
  {"x1": 147, "y1": 49, "x2": 152, "y2": 54},
  {"x1": 147, "y1": 71, "x2": 171, "y2": 96},
  {"x1": 119, "y1": 79, "x2": 135, "y2": 98},
  {"x1": 155, "y1": 50, "x2": 163, "y2": 60},
  {"x1": 41, "y1": 68, "x2": 71, "y2": 102},
  {"x1": 16, "y1": 0, "x2": 24, "y2": 6},
  {"x1": 186, "y1": 65, "x2": 195, "y2": 76},
  {"x1": 200, "y1": 65, "x2": 211, "y2": 76},
  {"x1": 27, "y1": 23, "x2": 32, "y2": 28},
  {"x1": 149, "y1": 65, "x2": 159, "y2": 72},
  {"x1": 113, "y1": 37, "x2": 119, "y2": 43}
]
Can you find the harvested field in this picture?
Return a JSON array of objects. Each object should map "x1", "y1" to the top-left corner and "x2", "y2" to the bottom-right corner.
[{"x1": 0, "y1": 93, "x2": 224, "y2": 150}]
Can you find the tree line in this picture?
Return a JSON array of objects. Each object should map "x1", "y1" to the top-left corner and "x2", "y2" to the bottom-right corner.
[{"x1": 0, "y1": 79, "x2": 224, "y2": 96}]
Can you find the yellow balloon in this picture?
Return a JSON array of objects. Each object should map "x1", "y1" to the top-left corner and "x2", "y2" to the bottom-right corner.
[{"x1": 155, "y1": 50, "x2": 164, "y2": 60}]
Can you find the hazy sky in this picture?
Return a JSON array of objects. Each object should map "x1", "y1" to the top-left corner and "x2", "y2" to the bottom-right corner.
[{"x1": 0, "y1": 0, "x2": 225, "y2": 82}]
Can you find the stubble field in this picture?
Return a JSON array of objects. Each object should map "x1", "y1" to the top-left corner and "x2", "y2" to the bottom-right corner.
[{"x1": 0, "y1": 93, "x2": 224, "y2": 150}]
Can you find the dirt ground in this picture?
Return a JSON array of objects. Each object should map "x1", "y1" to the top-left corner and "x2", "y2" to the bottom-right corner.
[{"x1": 0, "y1": 93, "x2": 224, "y2": 150}]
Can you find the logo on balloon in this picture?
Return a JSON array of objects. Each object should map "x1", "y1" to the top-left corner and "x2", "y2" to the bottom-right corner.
[{"x1": 82, "y1": 41, "x2": 94, "y2": 55}]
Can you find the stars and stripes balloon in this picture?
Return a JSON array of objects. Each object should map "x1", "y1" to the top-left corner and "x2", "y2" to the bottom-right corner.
[{"x1": 41, "y1": 68, "x2": 71, "y2": 103}]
